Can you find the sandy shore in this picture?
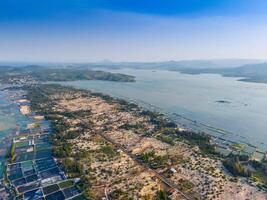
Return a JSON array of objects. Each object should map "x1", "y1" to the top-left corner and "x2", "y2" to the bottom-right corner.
[
  {"x1": 0, "y1": 124, "x2": 5, "y2": 131},
  {"x1": 0, "y1": 118, "x2": 16, "y2": 132},
  {"x1": 20, "y1": 105, "x2": 30, "y2": 115}
]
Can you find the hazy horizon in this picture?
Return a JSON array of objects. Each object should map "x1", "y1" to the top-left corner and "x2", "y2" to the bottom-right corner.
[{"x1": 0, "y1": 58, "x2": 267, "y2": 68}]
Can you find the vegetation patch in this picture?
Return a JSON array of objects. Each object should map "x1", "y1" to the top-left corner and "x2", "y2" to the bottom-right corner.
[
  {"x1": 223, "y1": 156, "x2": 251, "y2": 177},
  {"x1": 140, "y1": 151, "x2": 169, "y2": 169},
  {"x1": 99, "y1": 145, "x2": 119, "y2": 158},
  {"x1": 59, "y1": 180, "x2": 74, "y2": 189}
]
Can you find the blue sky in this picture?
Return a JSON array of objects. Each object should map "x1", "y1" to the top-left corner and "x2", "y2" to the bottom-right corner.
[{"x1": 1, "y1": 0, "x2": 267, "y2": 62}]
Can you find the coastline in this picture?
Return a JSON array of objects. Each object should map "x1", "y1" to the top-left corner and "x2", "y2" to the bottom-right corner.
[
  {"x1": 58, "y1": 68, "x2": 267, "y2": 151},
  {"x1": 174, "y1": 69, "x2": 267, "y2": 84},
  {"x1": 0, "y1": 124, "x2": 6, "y2": 131},
  {"x1": 23, "y1": 83, "x2": 267, "y2": 199},
  {"x1": 70, "y1": 85, "x2": 266, "y2": 153},
  {"x1": 0, "y1": 86, "x2": 85, "y2": 199},
  {"x1": 1, "y1": 83, "x2": 266, "y2": 199}
]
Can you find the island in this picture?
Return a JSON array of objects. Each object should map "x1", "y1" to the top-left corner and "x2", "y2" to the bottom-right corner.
[{"x1": 215, "y1": 100, "x2": 231, "y2": 104}]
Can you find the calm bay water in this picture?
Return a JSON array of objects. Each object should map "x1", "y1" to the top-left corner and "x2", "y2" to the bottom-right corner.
[
  {"x1": 0, "y1": 87, "x2": 31, "y2": 157},
  {"x1": 0, "y1": 90, "x2": 17, "y2": 136},
  {"x1": 59, "y1": 69, "x2": 267, "y2": 150}
]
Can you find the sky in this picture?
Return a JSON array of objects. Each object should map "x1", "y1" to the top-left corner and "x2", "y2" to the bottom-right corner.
[{"x1": 1, "y1": 0, "x2": 267, "y2": 62}]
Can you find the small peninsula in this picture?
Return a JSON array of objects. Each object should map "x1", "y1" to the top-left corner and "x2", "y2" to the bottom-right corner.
[{"x1": 0, "y1": 66, "x2": 135, "y2": 85}]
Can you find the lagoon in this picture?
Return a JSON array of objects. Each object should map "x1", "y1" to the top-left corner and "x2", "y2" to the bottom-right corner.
[{"x1": 59, "y1": 69, "x2": 267, "y2": 150}]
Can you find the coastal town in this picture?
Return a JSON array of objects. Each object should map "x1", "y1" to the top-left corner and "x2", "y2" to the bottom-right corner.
[
  {"x1": 0, "y1": 69, "x2": 266, "y2": 199},
  {"x1": 2, "y1": 1, "x2": 267, "y2": 199},
  {"x1": 1, "y1": 84, "x2": 264, "y2": 199}
]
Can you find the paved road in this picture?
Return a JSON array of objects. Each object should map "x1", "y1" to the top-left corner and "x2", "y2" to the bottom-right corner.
[
  {"x1": 37, "y1": 86, "x2": 193, "y2": 200},
  {"x1": 97, "y1": 131, "x2": 192, "y2": 200}
]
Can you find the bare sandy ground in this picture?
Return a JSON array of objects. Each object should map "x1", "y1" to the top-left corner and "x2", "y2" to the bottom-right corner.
[
  {"x1": 0, "y1": 123, "x2": 5, "y2": 131},
  {"x1": 48, "y1": 89, "x2": 267, "y2": 200},
  {"x1": 0, "y1": 121, "x2": 14, "y2": 131}
]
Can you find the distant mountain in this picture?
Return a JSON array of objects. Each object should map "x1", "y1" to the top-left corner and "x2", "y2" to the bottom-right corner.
[
  {"x1": 179, "y1": 62, "x2": 267, "y2": 83},
  {"x1": 1, "y1": 59, "x2": 265, "y2": 70},
  {"x1": 2, "y1": 59, "x2": 267, "y2": 83},
  {"x1": 223, "y1": 62, "x2": 267, "y2": 83},
  {"x1": 164, "y1": 59, "x2": 265, "y2": 69},
  {"x1": 82, "y1": 59, "x2": 265, "y2": 70},
  {"x1": 84, "y1": 59, "x2": 267, "y2": 83}
]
